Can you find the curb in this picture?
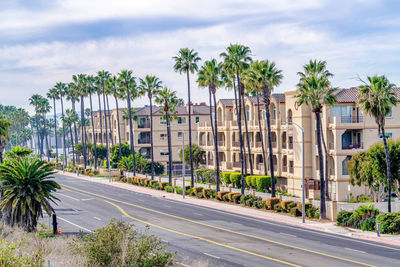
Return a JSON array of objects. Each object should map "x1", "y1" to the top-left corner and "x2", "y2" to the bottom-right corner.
[{"x1": 351, "y1": 233, "x2": 400, "y2": 246}]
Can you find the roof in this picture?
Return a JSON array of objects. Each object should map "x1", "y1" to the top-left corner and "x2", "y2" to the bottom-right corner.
[
  {"x1": 272, "y1": 93, "x2": 286, "y2": 103},
  {"x1": 219, "y1": 99, "x2": 234, "y2": 107},
  {"x1": 334, "y1": 87, "x2": 400, "y2": 103},
  {"x1": 246, "y1": 93, "x2": 286, "y2": 105},
  {"x1": 135, "y1": 105, "x2": 210, "y2": 116}
]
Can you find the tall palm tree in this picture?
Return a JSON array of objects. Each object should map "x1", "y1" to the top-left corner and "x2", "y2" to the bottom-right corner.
[
  {"x1": 94, "y1": 78, "x2": 104, "y2": 144},
  {"x1": 138, "y1": 75, "x2": 163, "y2": 180},
  {"x1": 47, "y1": 88, "x2": 60, "y2": 163},
  {"x1": 86, "y1": 75, "x2": 99, "y2": 168},
  {"x1": 197, "y1": 59, "x2": 224, "y2": 191},
  {"x1": 240, "y1": 77, "x2": 254, "y2": 175},
  {"x1": 295, "y1": 60, "x2": 336, "y2": 219},
  {"x1": 74, "y1": 74, "x2": 88, "y2": 168},
  {"x1": 358, "y1": 75, "x2": 397, "y2": 211},
  {"x1": 38, "y1": 97, "x2": 51, "y2": 161},
  {"x1": 155, "y1": 87, "x2": 179, "y2": 185},
  {"x1": 97, "y1": 71, "x2": 112, "y2": 169},
  {"x1": 118, "y1": 70, "x2": 137, "y2": 175},
  {"x1": 54, "y1": 82, "x2": 68, "y2": 168},
  {"x1": 0, "y1": 115, "x2": 11, "y2": 163},
  {"x1": 107, "y1": 75, "x2": 124, "y2": 161},
  {"x1": 173, "y1": 48, "x2": 201, "y2": 187},
  {"x1": 104, "y1": 81, "x2": 114, "y2": 147},
  {"x1": 66, "y1": 82, "x2": 80, "y2": 163},
  {"x1": 220, "y1": 44, "x2": 252, "y2": 194},
  {"x1": 62, "y1": 109, "x2": 79, "y2": 168},
  {"x1": 28, "y1": 94, "x2": 43, "y2": 157}
]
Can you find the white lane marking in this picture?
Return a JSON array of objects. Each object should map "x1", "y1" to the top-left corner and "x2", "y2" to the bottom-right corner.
[
  {"x1": 203, "y1": 252, "x2": 220, "y2": 259},
  {"x1": 193, "y1": 213, "x2": 202, "y2": 216},
  {"x1": 56, "y1": 193, "x2": 79, "y2": 201},
  {"x1": 161, "y1": 198, "x2": 400, "y2": 251},
  {"x1": 176, "y1": 262, "x2": 191, "y2": 267},
  {"x1": 58, "y1": 216, "x2": 93, "y2": 233},
  {"x1": 81, "y1": 198, "x2": 94, "y2": 201},
  {"x1": 345, "y1": 247, "x2": 366, "y2": 254},
  {"x1": 161, "y1": 239, "x2": 168, "y2": 243},
  {"x1": 279, "y1": 232, "x2": 297, "y2": 238},
  {"x1": 93, "y1": 217, "x2": 102, "y2": 221}
]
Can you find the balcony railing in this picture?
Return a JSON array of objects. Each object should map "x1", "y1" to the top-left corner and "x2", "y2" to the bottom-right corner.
[
  {"x1": 137, "y1": 122, "x2": 150, "y2": 128},
  {"x1": 339, "y1": 116, "x2": 363, "y2": 124},
  {"x1": 233, "y1": 162, "x2": 241, "y2": 168},
  {"x1": 218, "y1": 141, "x2": 225, "y2": 147},
  {"x1": 232, "y1": 141, "x2": 240, "y2": 147},
  {"x1": 256, "y1": 163, "x2": 264, "y2": 170},
  {"x1": 282, "y1": 165, "x2": 288, "y2": 172},
  {"x1": 272, "y1": 141, "x2": 277, "y2": 148},
  {"x1": 288, "y1": 143, "x2": 293, "y2": 149},
  {"x1": 289, "y1": 166, "x2": 294, "y2": 173},
  {"x1": 342, "y1": 142, "x2": 363, "y2": 150},
  {"x1": 282, "y1": 143, "x2": 287, "y2": 149},
  {"x1": 256, "y1": 141, "x2": 262, "y2": 147},
  {"x1": 138, "y1": 138, "x2": 151, "y2": 144}
]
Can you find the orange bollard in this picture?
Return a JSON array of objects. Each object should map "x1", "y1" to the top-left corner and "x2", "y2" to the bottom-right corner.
[{"x1": 58, "y1": 227, "x2": 61, "y2": 235}]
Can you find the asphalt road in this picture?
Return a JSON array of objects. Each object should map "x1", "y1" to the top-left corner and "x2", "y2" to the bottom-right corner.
[{"x1": 48, "y1": 173, "x2": 400, "y2": 267}]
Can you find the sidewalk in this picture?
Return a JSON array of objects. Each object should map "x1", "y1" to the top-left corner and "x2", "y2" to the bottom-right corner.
[{"x1": 59, "y1": 171, "x2": 400, "y2": 247}]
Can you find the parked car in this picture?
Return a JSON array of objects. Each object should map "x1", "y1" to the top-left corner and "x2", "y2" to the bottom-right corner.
[{"x1": 382, "y1": 192, "x2": 399, "y2": 202}]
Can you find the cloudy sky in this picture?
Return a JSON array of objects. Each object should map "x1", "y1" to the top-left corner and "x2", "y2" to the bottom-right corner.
[{"x1": 1, "y1": 0, "x2": 400, "y2": 113}]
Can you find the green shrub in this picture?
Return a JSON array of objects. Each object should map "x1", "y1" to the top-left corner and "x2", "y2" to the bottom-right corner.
[
  {"x1": 347, "y1": 212, "x2": 362, "y2": 228},
  {"x1": 231, "y1": 193, "x2": 242, "y2": 204},
  {"x1": 217, "y1": 191, "x2": 230, "y2": 201},
  {"x1": 240, "y1": 195, "x2": 252, "y2": 206},
  {"x1": 226, "y1": 192, "x2": 241, "y2": 202},
  {"x1": 194, "y1": 169, "x2": 207, "y2": 182},
  {"x1": 290, "y1": 207, "x2": 301, "y2": 216},
  {"x1": 186, "y1": 188, "x2": 193, "y2": 196},
  {"x1": 192, "y1": 187, "x2": 204, "y2": 195},
  {"x1": 265, "y1": 197, "x2": 280, "y2": 210},
  {"x1": 253, "y1": 199, "x2": 265, "y2": 209},
  {"x1": 376, "y1": 212, "x2": 400, "y2": 234},
  {"x1": 273, "y1": 203, "x2": 283, "y2": 212},
  {"x1": 281, "y1": 200, "x2": 295, "y2": 212},
  {"x1": 159, "y1": 182, "x2": 169, "y2": 190},
  {"x1": 336, "y1": 210, "x2": 353, "y2": 226},
  {"x1": 360, "y1": 216, "x2": 376, "y2": 231},
  {"x1": 127, "y1": 178, "x2": 132, "y2": 184},
  {"x1": 222, "y1": 172, "x2": 232, "y2": 184},
  {"x1": 229, "y1": 172, "x2": 242, "y2": 187},
  {"x1": 0, "y1": 239, "x2": 44, "y2": 266},
  {"x1": 296, "y1": 202, "x2": 313, "y2": 213},
  {"x1": 256, "y1": 176, "x2": 271, "y2": 191},
  {"x1": 245, "y1": 176, "x2": 253, "y2": 188},
  {"x1": 202, "y1": 188, "x2": 212, "y2": 199},
  {"x1": 164, "y1": 185, "x2": 174, "y2": 193},
  {"x1": 222, "y1": 194, "x2": 230, "y2": 202},
  {"x1": 175, "y1": 186, "x2": 183, "y2": 194}
]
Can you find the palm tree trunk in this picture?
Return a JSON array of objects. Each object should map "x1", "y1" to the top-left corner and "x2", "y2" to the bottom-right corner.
[
  {"x1": 149, "y1": 96, "x2": 154, "y2": 180},
  {"x1": 166, "y1": 111, "x2": 173, "y2": 184},
  {"x1": 316, "y1": 112, "x2": 326, "y2": 219},
  {"x1": 212, "y1": 91, "x2": 220, "y2": 192},
  {"x1": 106, "y1": 95, "x2": 114, "y2": 146},
  {"x1": 241, "y1": 91, "x2": 253, "y2": 175},
  {"x1": 126, "y1": 87, "x2": 136, "y2": 175},
  {"x1": 381, "y1": 126, "x2": 392, "y2": 212},
  {"x1": 89, "y1": 92, "x2": 98, "y2": 169},
  {"x1": 208, "y1": 88, "x2": 215, "y2": 138},
  {"x1": 80, "y1": 95, "x2": 87, "y2": 169},
  {"x1": 114, "y1": 96, "x2": 122, "y2": 161},
  {"x1": 319, "y1": 121, "x2": 329, "y2": 200},
  {"x1": 256, "y1": 89, "x2": 268, "y2": 176},
  {"x1": 43, "y1": 113, "x2": 50, "y2": 161},
  {"x1": 97, "y1": 93, "x2": 103, "y2": 144},
  {"x1": 102, "y1": 87, "x2": 110, "y2": 169},
  {"x1": 35, "y1": 115, "x2": 41, "y2": 157},
  {"x1": 236, "y1": 72, "x2": 246, "y2": 195},
  {"x1": 71, "y1": 100, "x2": 79, "y2": 163},
  {"x1": 262, "y1": 85, "x2": 276, "y2": 197},
  {"x1": 69, "y1": 123, "x2": 75, "y2": 167},
  {"x1": 60, "y1": 97, "x2": 67, "y2": 168},
  {"x1": 186, "y1": 70, "x2": 195, "y2": 188},
  {"x1": 233, "y1": 82, "x2": 247, "y2": 173}
]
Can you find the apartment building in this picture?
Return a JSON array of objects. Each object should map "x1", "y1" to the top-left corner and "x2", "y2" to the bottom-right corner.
[
  {"x1": 86, "y1": 103, "x2": 210, "y2": 173},
  {"x1": 198, "y1": 88, "x2": 400, "y2": 201}
]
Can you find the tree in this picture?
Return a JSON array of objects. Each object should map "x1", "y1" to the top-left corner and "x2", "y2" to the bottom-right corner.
[
  {"x1": 108, "y1": 75, "x2": 124, "y2": 165},
  {"x1": 4, "y1": 145, "x2": 33, "y2": 160},
  {"x1": 37, "y1": 97, "x2": 51, "y2": 161},
  {"x1": 179, "y1": 144, "x2": 205, "y2": 169},
  {"x1": 197, "y1": 59, "x2": 224, "y2": 191},
  {"x1": 47, "y1": 88, "x2": 60, "y2": 163},
  {"x1": 0, "y1": 115, "x2": 11, "y2": 163},
  {"x1": 66, "y1": 82, "x2": 80, "y2": 163},
  {"x1": 220, "y1": 44, "x2": 252, "y2": 195},
  {"x1": 62, "y1": 109, "x2": 79, "y2": 167},
  {"x1": 74, "y1": 74, "x2": 88, "y2": 168},
  {"x1": 173, "y1": 48, "x2": 201, "y2": 187},
  {"x1": 155, "y1": 87, "x2": 179, "y2": 184},
  {"x1": 118, "y1": 70, "x2": 138, "y2": 175},
  {"x1": 295, "y1": 60, "x2": 336, "y2": 219},
  {"x1": 54, "y1": 82, "x2": 68, "y2": 168},
  {"x1": 28, "y1": 94, "x2": 43, "y2": 157},
  {"x1": 97, "y1": 71, "x2": 112, "y2": 169},
  {"x1": 0, "y1": 157, "x2": 60, "y2": 232},
  {"x1": 138, "y1": 75, "x2": 163, "y2": 180},
  {"x1": 358, "y1": 75, "x2": 398, "y2": 211},
  {"x1": 86, "y1": 75, "x2": 99, "y2": 169}
]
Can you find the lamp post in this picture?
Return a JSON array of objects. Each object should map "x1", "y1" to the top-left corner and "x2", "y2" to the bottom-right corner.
[
  {"x1": 182, "y1": 132, "x2": 185, "y2": 199},
  {"x1": 282, "y1": 121, "x2": 305, "y2": 223}
]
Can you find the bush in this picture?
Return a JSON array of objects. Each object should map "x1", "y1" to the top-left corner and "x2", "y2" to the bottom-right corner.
[
  {"x1": 296, "y1": 202, "x2": 313, "y2": 213},
  {"x1": 143, "y1": 162, "x2": 165, "y2": 176},
  {"x1": 273, "y1": 203, "x2": 283, "y2": 212},
  {"x1": 217, "y1": 191, "x2": 230, "y2": 201},
  {"x1": 290, "y1": 207, "x2": 302, "y2": 216},
  {"x1": 194, "y1": 169, "x2": 207, "y2": 182},
  {"x1": 159, "y1": 182, "x2": 169, "y2": 190},
  {"x1": 229, "y1": 172, "x2": 242, "y2": 187},
  {"x1": 347, "y1": 212, "x2": 362, "y2": 228},
  {"x1": 253, "y1": 199, "x2": 265, "y2": 209},
  {"x1": 175, "y1": 186, "x2": 183, "y2": 194},
  {"x1": 221, "y1": 172, "x2": 232, "y2": 185},
  {"x1": 72, "y1": 219, "x2": 173, "y2": 266},
  {"x1": 376, "y1": 212, "x2": 400, "y2": 234},
  {"x1": 265, "y1": 197, "x2": 280, "y2": 210},
  {"x1": 281, "y1": 200, "x2": 295, "y2": 212},
  {"x1": 360, "y1": 216, "x2": 376, "y2": 231},
  {"x1": 186, "y1": 188, "x2": 193, "y2": 196},
  {"x1": 231, "y1": 193, "x2": 242, "y2": 204},
  {"x1": 240, "y1": 195, "x2": 252, "y2": 206},
  {"x1": 226, "y1": 192, "x2": 241, "y2": 202},
  {"x1": 0, "y1": 239, "x2": 44, "y2": 266},
  {"x1": 164, "y1": 185, "x2": 174, "y2": 193},
  {"x1": 202, "y1": 188, "x2": 216, "y2": 199},
  {"x1": 192, "y1": 187, "x2": 204, "y2": 197},
  {"x1": 336, "y1": 210, "x2": 353, "y2": 226},
  {"x1": 256, "y1": 176, "x2": 271, "y2": 191}
]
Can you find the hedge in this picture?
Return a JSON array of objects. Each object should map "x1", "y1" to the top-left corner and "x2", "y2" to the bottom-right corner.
[
  {"x1": 217, "y1": 191, "x2": 230, "y2": 201},
  {"x1": 336, "y1": 205, "x2": 381, "y2": 231},
  {"x1": 164, "y1": 185, "x2": 174, "y2": 193},
  {"x1": 376, "y1": 212, "x2": 400, "y2": 234},
  {"x1": 281, "y1": 200, "x2": 295, "y2": 212},
  {"x1": 221, "y1": 172, "x2": 232, "y2": 184},
  {"x1": 265, "y1": 197, "x2": 280, "y2": 210},
  {"x1": 229, "y1": 172, "x2": 242, "y2": 186}
]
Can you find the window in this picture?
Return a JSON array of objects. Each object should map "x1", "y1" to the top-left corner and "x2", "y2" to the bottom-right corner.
[
  {"x1": 387, "y1": 107, "x2": 392, "y2": 117},
  {"x1": 178, "y1": 131, "x2": 184, "y2": 140},
  {"x1": 195, "y1": 116, "x2": 200, "y2": 123},
  {"x1": 160, "y1": 118, "x2": 166, "y2": 124},
  {"x1": 332, "y1": 105, "x2": 352, "y2": 117},
  {"x1": 342, "y1": 156, "x2": 352, "y2": 175},
  {"x1": 178, "y1": 117, "x2": 186, "y2": 124},
  {"x1": 160, "y1": 149, "x2": 169, "y2": 156},
  {"x1": 160, "y1": 133, "x2": 167, "y2": 140}
]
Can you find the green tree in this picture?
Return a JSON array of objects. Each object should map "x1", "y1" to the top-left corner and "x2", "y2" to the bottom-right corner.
[
  {"x1": 155, "y1": 88, "x2": 179, "y2": 184},
  {"x1": 179, "y1": 144, "x2": 205, "y2": 170},
  {"x1": 92, "y1": 144, "x2": 107, "y2": 161},
  {"x1": 0, "y1": 115, "x2": 11, "y2": 163},
  {"x1": 358, "y1": 75, "x2": 398, "y2": 211},
  {"x1": 66, "y1": 82, "x2": 80, "y2": 160},
  {"x1": 62, "y1": 109, "x2": 79, "y2": 167},
  {"x1": 74, "y1": 74, "x2": 89, "y2": 168},
  {"x1": 85, "y1": 75, "x2": 99, "y2": 169},
  {"x1": 47, "y1": 88, "x2": 60, "y2": 163},
  {"x1": 54, "y1": 82, "x2": 68, "y2": 168},
  {"x1": 138, "y1": 75, "x2": 163, "y2": 180},
  {"x1": 28, "y1": 94, "x2": 43, "y2": 157},
  {"x1": 173, "y1": 48, "x2": 201, "y2": 187},
  {"x1": 0, "y1": 157, "x2": 60, "y2": 232},
  {"x1": 295, "y1": 60, "x2": 336, "y2": 219}
]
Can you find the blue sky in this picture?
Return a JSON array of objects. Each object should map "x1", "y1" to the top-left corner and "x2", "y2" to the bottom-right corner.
[{"x1": 1, "y1": 0, "x2": 400, "y2": 113}]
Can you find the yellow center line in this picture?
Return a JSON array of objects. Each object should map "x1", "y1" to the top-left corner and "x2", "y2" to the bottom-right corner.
[
  {"x1": 61, "y1": 184, "x2": 375, "y2": 267},
  {"x1": 103, "y1": 199, "x2": 301, "y2": 267}
]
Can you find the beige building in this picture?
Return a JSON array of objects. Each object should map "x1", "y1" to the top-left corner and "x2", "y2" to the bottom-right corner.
[
  {"x1": 86, "y1": 103, "x2": 210, "y2": 173},
  {"x1": 198, "y1": 88, "x2": 400, "y2": 201}
]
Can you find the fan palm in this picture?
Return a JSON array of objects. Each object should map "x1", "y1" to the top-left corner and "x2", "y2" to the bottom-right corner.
[
  {"x1": 295, "y1": 60, "x2": 336, "y2": 219},
  {"x1": 173, "y1": 48, "x2": 201, "y2": 187},
  {"x1": 197, "y1": 59, "x2": 224, "y2": 191},
  {"x1": 62, "y1": 109, "x2": 79, "y2": 167},
  {"x1": 118, "y1": 70, "x2": 137, "y2": 175},
  {"x1": 138, "y1": 75, "x2": 163, "y2": 180},
  {"x1": 66, "y1": 82, "x2": 80, "y2": 154},
  {"x1": 37, "y1": 97, "x2": 51, "y2": 161},
  {"x1": 155, "y1": 87, "x2": 179, "y2": 184},
  {"x1": 86, "y1": 75, "x2": 99, "y2": 168},
  {"x1": 47, "y1": 88, "x2": 60, "y2": 163},
  {"x1": 358, "y1": 75, "x2": 397, "y2": 211},
  {"x1": 97, "y1": 71, "x2": 112, "y2": 169},
  {"x1": 54, "y1": 82, "x2": 68, "y2": 168},
  {"x1": 0, "y1": 115, "x2": 11, "y2": 163},
  {"x1": 220, "y1": 44, "x2": 252, "y2": 194},
  {"x1": 28, "y1": 94, "x2": 43, "y2": 156},
  {"x1": 0, "y1": 157, "x2": 60, "y2": 232},
  {"x1": 74, "y1": 74, "x2": 89, "y2": 168}
]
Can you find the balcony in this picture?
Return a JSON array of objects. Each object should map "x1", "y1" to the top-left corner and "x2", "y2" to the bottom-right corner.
[
  {"x1": 289, "y1": 167, "x2": 294, "y2": 174},
  {"x1": 330, "y1": 116, "x2": 364, "y2": 127},
  {"x1": 137, "y1": 121, "x2": 150, "y2": 129},
  {"x1": 342, "y1": 142, "x2": 363, "y2": 150},
  {"x1": 218, "y1": 141, "x2": 225, "y2": 147},
  {"x1": 138, "y1": 137, "x2": 151, "y2": 144},
  {"x1": 232, "y1": 141, "x2": 240, "y2": 147},
  {"x1": 282, "y1": 165, "x2": 288, "y2": 172},
  {"x1": 256, "y1": 163, "x2": 264, "y2": 170},
  {"x1": 256, "y1": 141, "x2": 262, "y2": 148},
  {"x1": 282, "y1": 143, "x2": 287, "y2": 149},
  {"x1": 233, "y1": 162, "x2": 241, "y2": 168},
  {"x1": 288, "y1": 142, "x2": 293, "y2": 149},
  {"x1": 272, "y1": 141, "x2": 277, "y2": 148}
]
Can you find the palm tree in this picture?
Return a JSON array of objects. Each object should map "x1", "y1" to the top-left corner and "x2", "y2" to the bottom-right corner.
[
  {"x1": 94, "y1": 79, "x2": 104, "y2": 144},
  {"x1": 28, "y1": 94, "x2": 43, "y2": 157},
  {"x1": 220, "y1": 44, "x2": 252, "y2": 194},
  {"x1": 74, "y1": 74, "x2": 88, "y2": 168},
  {"x1": 155, "y1": 87, "x2": 179, "y2": 184},
  {"x1": 38, "y1": 97, "x2": 51, "y2": 161},
  {"x1": 105, "y1": 80, "x2": 114, "y2": 147},
  {"x1": 47, "y1": 88, "x2": 60, "y2": 163},
  {"x1": 54, "y1": 82, "x2": 68, "y2": 168},
  {"x1": 240, "y1": 76, "x2": 254, "y2": 175},
  {"x1": 62, "y1": 109, "x2": 79, "y2": 168},
  {"x1": 66, "y1": 82, "x2": 80, "y2": 163},
  {"x1": 358, "y1": 75, "x2": 397, "y2": 211},
  {"x1": 254, "y1": 60, "x2": 283, "y2": 196},
  {"x1": 0, "y1": 157, "x2": 60, "y2": 232},
  {"x1": 197, "y1": 59, "x2": 224, "y2": 191},
  {"x1": 118, "y1": 70, "x2": 137, "y2": 175},
  {"x1": 85, "y1": 75, "x2": 99, "y2": 168},
  {"x1": 138, "y1": 75, "x2": 163, "y2": 180},
  {"x1": 0, "y1": 115, "x2": 11, "y2": 163},
  {"x1": 295, "y1": 60, "x2": 336, "y2": 219},
  {"x1": 173, "y1": 48, "x2": 201, "y2": 187}
]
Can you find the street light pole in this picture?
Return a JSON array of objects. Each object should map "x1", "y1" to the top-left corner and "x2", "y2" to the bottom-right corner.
[{"x1": 182, "y1": 132, "x2": 185, "y2": 199}]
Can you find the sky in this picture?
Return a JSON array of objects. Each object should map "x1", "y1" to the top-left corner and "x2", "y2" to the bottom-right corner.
[{"x1": 1, "y1": 0, "x2": 400, "y2": 114}]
